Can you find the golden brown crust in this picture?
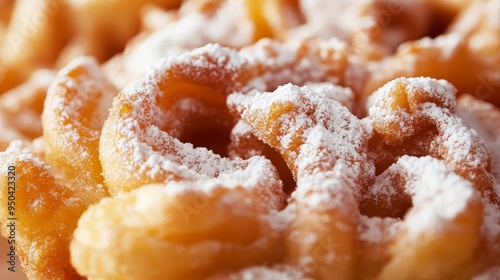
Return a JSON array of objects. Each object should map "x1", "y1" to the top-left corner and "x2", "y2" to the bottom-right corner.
[{"x1": 0, "y1": 1, "x2": 499, "y2": 279}]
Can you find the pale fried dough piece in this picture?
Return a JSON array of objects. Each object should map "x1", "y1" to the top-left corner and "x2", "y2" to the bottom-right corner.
[
  {"x1": 455, "y1": 94, "x2": 500, "y2": 278},
  {"x1": 458, "y1": 94, "x2": 500, "y2": 182},
  {"x1": 228, "y1": 119, "x2": 296, "y2": 195},
  {"x1": 368, "y1": 77, "x2": 496, "y2": 200},
  {"x1": 239, "y1": 38, "x2": 353, "y2": 93},
  {"x1": 42, "y1": 57, "x2": 115, "y2": 205},
  {"x1": 100, "y1": 44, "x2": 257, "y2": 195},
  {"x1": 447, "y1": 0, "x2": 500, "y2": 56},
  {"x1": 375, "y1": 156, "x2": 483, "y2": 280},
  {"x1": 355, "y1": 216, "x2": 401, "y2": 280},
  {"x1": 358, "y1": 156, "x2": 485, "y2": 280},
  {"x1": 0, "y1": 56, "x2": 117, "y2": 279},
  {"x1": 71, "y1": 171, "x2": 285, "y2": 279},
  {"x1": 367, "y1": 77, "x2": 500, "y2": 278},
  {"x1": 0, "y1": 148, "x2": 86, "y2": 279},
  {"x1": 228, "y1": 82, "x2": 355, "y2": 195},
  {"x1": 116, "y1": 1, "x2": 254, "y2": 87},
  {"x1": 229, "y1": 84, "x2": 374, "y2": 280}
]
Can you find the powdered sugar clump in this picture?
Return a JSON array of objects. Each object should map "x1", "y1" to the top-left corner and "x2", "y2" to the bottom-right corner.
[
  {"x1": 381, "y1": 156, "x2": 478, "y2": 238},
  {"x1": 358, "y1": 215, "x2": 402, "y2": 244}
]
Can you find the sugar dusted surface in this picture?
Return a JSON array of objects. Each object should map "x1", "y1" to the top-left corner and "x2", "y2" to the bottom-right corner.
[
  {"x1": 124, "y1": 9, "x2": 252, "y2": 78},
  {"x1": 367, "y1": 77, "x2": 500, "y2": 248},
  {"x1": 423, "y1": 103, "x2": 491, "y2": 176},
  {"x1": 458, "y1": 95, "x2": 500, "y2": 185},
  {"x1": 358, "y1": 215, "x2": 401, "y2": 244},
  {"x1": 239, "y1": 39, "x2": 346, "y2": 92},
  {"x1": 103, "y1": 44, "x2": 284, "y2": 209},
  {"x1": 383, "y1": 156, "x2": 477, "y2": 238},
  {"x1": 0, "y1": 144, "x2": 85, "y2": 214},
  {"x1": 229, "y1": 83, "x2": 374, "y2": 210},
  {"x1": 456, "y1": 95, "x2": 500, "y2": 245},
  {"x1": 368, "y1": 77, "x2": 457, "y2": 116},
  {"x1": 306, "y1": 82, "x2": 354, "y2": 112},
  {"x1": 45, "y1": 56, "x2": 116, "y2": 144}
]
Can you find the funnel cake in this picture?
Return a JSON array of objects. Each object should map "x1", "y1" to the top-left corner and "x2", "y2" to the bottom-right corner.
[
  {"x1": 6, "y1": 49, "x2": 498, "y2": 280},
  {"x1": 1, "y1": 56, "x2": 500, "y2": 280},
  {"x1": 229, "y1": 81, "x2": 488, "y2": 280},
  {"x1": 71, "y1": 173, "x2": 285, "y2": 279},
  {"x1": 73, "y1": 45, "x2": 288, "y2": 280},
  {"x1": 364, "y1": 77, "x2": 500, "y2": 279},
  {"x1": 0, "y1": 1, "x2": 499, "y2": 279},
  {"x1": 367, "y1": 77, "x2": 497, "y2": 202},
  {"x1": 99, "y1": 44, "x2": 256, "y2": 195},
  {"x1": 0, "y1": 0, "x2": 70, "y2": 93},
  {"x1": 229, "y1": 84, "x2": 373, "y2": 279},
  {"x1": 362, "y1": 0, "x2": 500, "y2": 109},
  {"x1": 0, "y1": 56, "x2": 116, "y2": 278},
  {"x1": 0, "y1": 147, "x2": 86, "y2": 279}
]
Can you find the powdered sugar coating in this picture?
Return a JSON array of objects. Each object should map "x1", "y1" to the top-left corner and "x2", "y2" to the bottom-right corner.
[
  {"x1": 408, "y1": 34, "x2": 462, "y2": 60},
  {"x1": 239, "y1": 38, "x2": 348, "y2": 92},
  {"x1": 368, "y1": 77, "x2": 457, "y2": 128},
  {"x1": 363, "y1": 76, "x2": 498, "y2": 278},
  {"x1": 457, "y1": 94, "x2": 500, "y2": 251},
  {"x1": 375, "y1": 156, "x2": 483, "y2": 280},
  {"x1": 229, "y1": 83, "x2": 374, "y2": 208},
  {"x1": 306, "y1": 82, "x2": 355, "y2": 112},
  {"x1": 229, "y1": 83, "x2": 375, "y2": 278},
  {"x1": 358, "y1": 216, "x2": 401, "y2": 244},
  {"x1": 44, "y1": 57, "x2": 115, "y2": 135},
  {"x1": 369, "y1": 77, "x2": 494, "y2": 193},
  {"x1": 458, "y1": 95, "x2": 500, "y2": 186},
  {"x1": 423, "y1": 103, "x2": 493, "y2": 185},
  {"x1": 100, "y1": 44, "x2": 284, "y2": 209},
  {"x1": 389, "y1": 156, "x2": 479, "y2": 237},
  {"x1": 71, "y1": 177, "x2": 285, "y2": 279},
  {"x1": 123, "y1": 4, "x2": 253, "y2": 80},
  {"x1": 228, "y1": 119, "x2": 266, "y2": 159},
  {"x1": 41, "y1": 56, "x2": 116, "y2": 204}
]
